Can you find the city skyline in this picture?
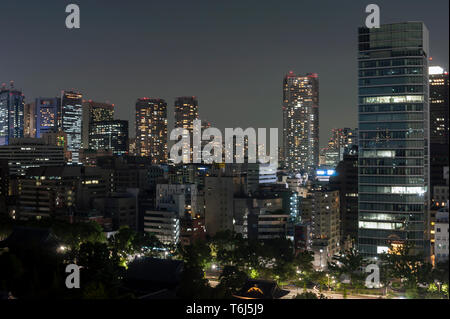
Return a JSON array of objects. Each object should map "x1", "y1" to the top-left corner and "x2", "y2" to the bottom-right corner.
[
  {"x1": 0, "y1": 1, "x2": 448, "y2": 301},
  {"x1": 0, "y1": 0, "x2": 448, "y2": 148}
]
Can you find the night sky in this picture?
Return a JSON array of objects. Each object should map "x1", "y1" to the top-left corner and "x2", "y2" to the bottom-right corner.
[{"x1": 1, "y1": 0, "x2": 448, "y2": 147}]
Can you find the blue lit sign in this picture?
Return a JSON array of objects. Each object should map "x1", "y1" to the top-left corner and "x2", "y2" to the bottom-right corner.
[{"x1": 316, "y1": 169, "x2": 336, "y2": 176}]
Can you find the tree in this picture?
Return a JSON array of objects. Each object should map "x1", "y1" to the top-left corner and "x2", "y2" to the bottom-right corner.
[
  {"x1": 293, "y1": 291, "x2": 318, "y2": 299},
  {"x1": 217, "y1": 265, "x2": 248, "y2": 297},
  {"x1": 210, "y1": 230, "x2": 245, "y2": 267},
  {"x1": 177, "y1": 264, "x2": 211, "y2": 299},
  {"x1": 257, "y1": 239, "x2": 297, "y2": 283},
  {"x1": 176, "y1": 240, "x2": 211, "y2": 269},
  {"x1": 432, "y1": 261, "x2": 449, "y2": 285},
  {"x1": 295, "y1": 251, "x2": 314, "y2": 274},
  {"x1": 0, "y1": 244, "x2": 67, "y2": 299},
  {"x1": 233, "y1": 239, "x2": 261, "y2": 271},
  {"x1": 52, "y1": 220, "x2": 106, "y2": 251},
  {"x1": 380, "y1": 243, "x2": 433, "y2": 289},
  {"x1": 82, "y1": 282, "x2": 108, "y2": 299},
  {"x1": 328, "y1": 248, "x2": 364, "y2": 286},
  {"x1": 76, "y1": 241, "x2": 123, "y2": 298},
  {"x1": 307, "y1": 271, "x2": 329, "y2": 291},
  {"x1": 132, "y1": 232, "x2": 163, "y2": 257},
  {"x1": 379, "y1": 260, "x2": 394, "y2": 295},
  {"x1": 272, "y1": 258, "x2": 297, "y2": 283},
  {"x1": 293, "y1": 291, "x2": 328, "y2": 299}
]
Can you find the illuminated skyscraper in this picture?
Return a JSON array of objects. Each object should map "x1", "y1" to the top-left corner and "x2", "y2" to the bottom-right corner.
[
  {"x1": 89, "y1": 120, "x2": 129, "y2": 155},
  {"x1": 329, "y1": 128, "x2": 359, "y2": 152},
  {"x1": 24, "y1": 101, "x2": 36, "y2": 138},
  {"x1": 82, "y1": 100, "x2": 114, "y2": 149},
  {"x1": 283, "y1": 72, "x2": 319, "y2": 174},
  {"x1": 429, "y1": 66, "x2": 449, "y2": 192},
  {"x1": 135, "y1": 98, "x2": 167, "y2": 164},
  {"x1": 322, "y1": 128, "x2": 359, "y2": 168},
  {"x1": 35, "y1": 97, "x2": 61, "y2": 138},
  {"x1": 358, "y1": 22, "x2": 430, "y2": 257},
  {"x1": 61, "y1": 90, "x2": 83, "y2": 164},
  {"x1": 0, "y1": 82, "x2": 25, "y2": 145},
  {"x1": 175, "y1": 96, "x2": 199, "y2": 163}
]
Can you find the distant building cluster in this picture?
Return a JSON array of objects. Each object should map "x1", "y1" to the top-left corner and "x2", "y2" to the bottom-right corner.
[{"x1": 0, "y1": 22, "x2": 448, "y2": 268}]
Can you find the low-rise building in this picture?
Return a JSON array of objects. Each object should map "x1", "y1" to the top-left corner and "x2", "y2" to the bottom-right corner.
[
  {"x1": 205, "y1": 175, "x2": 234, "y2": 236},
  {"x1": 93, "y1": 192, "x2": 137, "y2": 231},
  {"x1": 302, "y1": 189, "x2": 341, "y2": 262},
  {"x1": 16, "y1": 166, "x2": 107, "y2": 220},
  {"x1": 247, "y1": 209, "x2": 289, "y2": 240},
  {"x1": 0, "y1": 138, "x2": 65, "y2": 176},
  {"x1": 180, "y1": 214, "x2": 206, "y2": 246},
  {"x1": 143, "y1": 209, "x2": 180, "y2": 246}
]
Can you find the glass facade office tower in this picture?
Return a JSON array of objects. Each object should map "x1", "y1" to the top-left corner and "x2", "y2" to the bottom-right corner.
[
  {"x1": 82, "y1": 100, "x2": 114, "y2": 149},
  {"x1": 61, "y1": 91, "x2": 83, "y2": 164},
  {"x1": 36, "y1": 97, "x2": 61, "y2": 138},
  {"x1": 429, "y1": 67, "x2": 449, "y2": 191},
  {"x1": 89, "y1": 120, "x2": 129, "y2": 156},
  {"x1": 0, "y1": 82, "x2": 24, "y2": 145},
  {"x1": 135, "y1": 98, "x2": 168, "y2": 164},
  {"x1": 283, "y1": 72, "x2": 319, "y2": 174},
  {"x1": 358, "y1": 22, "x2": 430, "y2": 257}
]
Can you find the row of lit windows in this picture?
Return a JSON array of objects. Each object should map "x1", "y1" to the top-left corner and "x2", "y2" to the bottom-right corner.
[{"x1": 359, "y1": 175, "x2": 424, "y2": 185}]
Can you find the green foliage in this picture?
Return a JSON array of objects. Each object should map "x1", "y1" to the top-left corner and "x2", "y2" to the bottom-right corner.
[
  {"x1": 52, "y1": 220, "x2": 106, "y2": 250},
  {"x1": 295, "y1": 251, "x2": 314, "y2": 274},
  {"x1": 0, "y1": 219, "x2": 168, "y2": 299},
  {"x1": 176, "y1": 240, "x2": 212, "y2": 269},
  {"x1": 176, "y1": 265, "x2": 211, "y2": 299},
  {"x1": 82, "y1": 282, "x2": 108, "y2": 299},
  {"x1": 427, "y1": 283, "x2": 438, "y2": 293},
  {"x1": 106, "y1": 227, "x2": 164, "y2": 267},
  {"x1": 328, "y1": 248, "x2": 364, "y2": 286},
  {"x1": 405, "y1": 287, "x2": 420, "y2": 299},
  {"x1": 293, "y1": 291, "x2": 318, "y2": 299},
  {"x1": 76, "y1": 241, "x2": 123, "y2": 298},
  {"x1": 217, "y1": 265, "x2": 248, "y2": 296},
  {"x1": 309, "y1": 271, "x2": 329, "y2": 291},
  {"x1": 432, "y1": 261, "x2": 449, "y2": 285},
  {"x1": 380, "y1": 243, "x2": 434, "y2": 288},
  {"x1": 0, "y1": 245, "x2": 66, "y2": 298},
  {"x1": 210, "y1": 230, "x2": 246, "y2": 267},
  {"x1": 442, "y1": 284, "x2": 449, "y2": 298},
  {"x1": 249, "y1": 268, "x2": 259, "y2": 279},
  {"x1": 293, "y1": 291, "x2": 328, "y2": 299},
  {"x1": 343, "y1": 287, "x2": 348, "y2": 299},
  {"x1": 132, "y1": 231, "x2": 164, "y2": 256}
]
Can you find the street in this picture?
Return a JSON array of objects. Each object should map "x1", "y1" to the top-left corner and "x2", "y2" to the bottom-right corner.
[{"x1": 206, "y1": 276, "x2": 383, "y2": 299}]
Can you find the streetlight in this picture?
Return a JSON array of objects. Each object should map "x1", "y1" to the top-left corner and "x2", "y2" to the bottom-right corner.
[
  {"x1": 326, "y1": 274, "x2": 330, "y2": 290},
  {"x1": 57, "y1": 246, "x2": 66, "y2": 253},
  {"x1": 319, "y1": 249, "x2": 324, "y2": 270}
]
